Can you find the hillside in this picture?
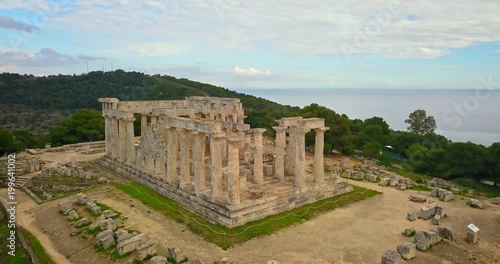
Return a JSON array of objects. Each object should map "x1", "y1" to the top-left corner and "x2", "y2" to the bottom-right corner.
[{"x1": 0, "y1": 70, "x2": 298, "y2": 132}]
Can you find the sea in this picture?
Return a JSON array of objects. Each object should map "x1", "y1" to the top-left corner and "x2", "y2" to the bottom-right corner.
[{"x1": 236, "y1": 89, "x2": 500, "y2": 147}]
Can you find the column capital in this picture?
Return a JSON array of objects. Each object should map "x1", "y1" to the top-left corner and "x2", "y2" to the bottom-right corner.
[
  {"x1": 226, "y1": 137, "x2": 242, "y2": 144},
  {"x1": 289, "y1": 126, "x2": 309, "y2": 135},
  {"x1": 210, "y1": 133, "x2": 226, "y2": 139},
  {"x1": 272, "y1": 126, "x2": 286, "y2": 132},
  {"x1": 252, "y1": 128, "x2": 267, "y2": 135},
  {"x1": 315, "y1": 127, "x2": 329, "y2": 132}
]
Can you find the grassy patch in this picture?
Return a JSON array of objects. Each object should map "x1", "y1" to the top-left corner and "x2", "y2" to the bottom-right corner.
[
  {"x1": 114, "y1": 182, "x2": 379, "y2": 249},
  {"x1": 452, "y1": 178, "x2": 500, "y2": 198},
  {"x1": 409, "y1": 185, "x2": 432, "y2": 192},
  {"x1": 19, "y1": 226, "x2": 55, "y2": 264},
  {"x1": 111, "y1": 248, "x2": 133, "y2": 261}
]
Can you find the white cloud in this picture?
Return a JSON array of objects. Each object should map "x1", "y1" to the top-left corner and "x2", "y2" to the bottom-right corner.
[
  {"x1": 127, "y1": 42, "x2": 186, "y2": 57},
  {"x1": 234, "y1": 66, "x2": 272, "y2": 76}
]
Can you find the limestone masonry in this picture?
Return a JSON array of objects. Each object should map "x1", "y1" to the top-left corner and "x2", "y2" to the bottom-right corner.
[{"x1": 98, "y1": 96, "x2": 352, "y2": 227}]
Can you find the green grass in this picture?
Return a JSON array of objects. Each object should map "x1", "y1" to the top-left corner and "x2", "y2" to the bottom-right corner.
[
  {"x1": 452, "y1": 178, "x2": 500, "y2": 198},
  {"x1": 19, "y1": 227, "x2": 55, "y2": 264},
  {"x1": 0, "y1": 211, "x2": 31, "y2": 264},
  {"x1": 409, "y1": 185, "x2": 432, "y2": 192},
  {"x1": 114, "y1": 182, "x2": 380, "y2": 249}
]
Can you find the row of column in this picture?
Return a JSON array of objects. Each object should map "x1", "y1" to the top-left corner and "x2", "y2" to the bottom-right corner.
[
  {"x1": 104, "y1": 115, "x2": 135, "y2": 165},
  {"x1": 274, "y1": 126, "x2": 328, "y2": 188}
]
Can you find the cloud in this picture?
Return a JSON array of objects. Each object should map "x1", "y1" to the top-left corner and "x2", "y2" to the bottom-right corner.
[
  {"x1": 234, "y1": 66, "x2": 272, "y2": 76},
  {"x1": 127, "y1": 42, "x2": 186, "y2": 56},
  {"x1": 384, "y1": 77, "x2": 394, "y2": 87},
  {"x1": 0, "y1": 48, "x2": 108, "y2": 68},
  {"x1": 0, "y1": 16, "x2": 38, "y2": 33},
  {"x1": 77, "y1": 54, "x2": 109, "y2": 61},
  {"x1": 328, "y1": 77, "x2": 337, "y2": 85}
]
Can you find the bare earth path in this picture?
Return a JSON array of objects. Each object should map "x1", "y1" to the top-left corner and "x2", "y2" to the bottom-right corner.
[{"x1": 2, "y1": 173, "x2": 499, "y2": 263}]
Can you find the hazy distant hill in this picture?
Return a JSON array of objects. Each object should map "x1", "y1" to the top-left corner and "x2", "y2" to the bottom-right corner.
[{"x1": 0, "y1": 70, "x2": 298, "y2": 132}]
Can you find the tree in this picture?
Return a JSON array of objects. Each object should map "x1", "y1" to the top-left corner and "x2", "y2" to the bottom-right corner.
[
  {"x1": 362, "y1": 142, "x2": 381, "y2": 158},
  {"x1": 405, "y1": 109, "x2": 437, "y2": 135},
  {"x1": 49, "y1": 109, "x2": 105, "y2": 146},
  {"x1": 0, "y1": 129, "x2": 22, "y2": 155},
  {"x1": 487, "y1": 142, "x2": 500, "y2": 186}
]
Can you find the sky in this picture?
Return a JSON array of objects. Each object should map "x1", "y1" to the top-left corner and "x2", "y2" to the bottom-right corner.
[{"x1": 0, "y1": 0, "x2": 500, "y2": 89}]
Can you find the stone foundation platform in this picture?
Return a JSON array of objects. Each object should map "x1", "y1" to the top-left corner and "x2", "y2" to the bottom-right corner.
[{"x1": 99, "y1": 157, "x2": 353, "y2": 228}]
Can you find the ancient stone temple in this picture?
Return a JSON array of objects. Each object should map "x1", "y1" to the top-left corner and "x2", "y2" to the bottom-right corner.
[{"x1": 98, "y1": 97, "x2": 352, "y2": 227}]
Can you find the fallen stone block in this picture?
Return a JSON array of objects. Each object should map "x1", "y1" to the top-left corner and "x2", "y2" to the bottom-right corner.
[
  {"x1": 438, "y1": 190, "x2": 454, "y2": 202},
  {"x1": 136, "y1": 241, "x2": 157, "y2": 261},
  {"x1": 168, "y1": 248, "x2": 187, "y2": 263},
  {"x1": 403, "y1": 228, "x2": 416, "y2": 237},
  {"x1": 381, "y1": 250, "x2": 401, "y2": 264},
  {"x1": 149, "y1": 256, "x2": 168, "y2": 264},
  {"x1": 117, "y1": 233, "x2": 148, "y2": 255},
  {"x1": 398, "y1": 184, "x2": 407, "y2": 190},
  {"x1": 389, "y1": 178, "x2": 398, "y2": 187},
  {"x1": 100, "y1": 235, "x2": 116, "y2": 250},
  {"x1": 95, "y1": 230, "x2": 114, "y2": 246},
  {"x1": 219, "y1": 257, "x2": 229, "y2": 264},
  {"x1": 380, "y1": 178, "x2": 390, "y2": 186},
  {"x1": 414, "y1": 231, "x2": 431, "y2": 251},
  {"x1": 409, "y1": 194, "x2": 427, "y2": 203},
  {"x1": 432, "y1": 215, "x2": 441, "y2": 225},
  {"x1": 67, "y1": 210, "x2": 79, "y2": 220},
  {"x1": 419, "y1": 203, "x2": 437, "y2": 220},
  {"x1": 431, "y1": 187, "x2": 438, "y2": 197},
  {"x1": 75, "y1": 193, "x2": 88, "y2": 205},
  {"x1": 407, "y1": 212, "x2": 416, "y2": 222},
  {"x1": 397, "y1": 242, "x2": 416, "y2": 260},
  {"x1": 365, "y1": 174, "x2": 378, "y2": 182},
  {"x1": 100, "y1": 219, "x2": 117, "y2": 231},
  {"x1": 435, "y1": 204, "x2": 446, "y2": 217},
  {"x1": 188, "y1": 259, "x2": 202, "y2": 264},
  {"x1": 76, "y1": 218, "x2": 89, "y2": 227},
  {"x1": 490, "y1": 197, "x2": 500, "y2": 205},
  {"x1": 437, "y1": 227, "x2": 453, "y2": 241},
  {"x1": 424, "y1": 230, "x2": 442, "y2": 245},
  {"x1": 115, "y1": 229, "x2": 135, "y2": 243},
  {"x1": 59, "y1": 200, "x2": 72, "y2": 213},
  {"x1": 102, "y1": 209, "x2": 118, "y2": 219},
  {"x1": 466, "y1": 199, "x2": 483, "y2": 209}
]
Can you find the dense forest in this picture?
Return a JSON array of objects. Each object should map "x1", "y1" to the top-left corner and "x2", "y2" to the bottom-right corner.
[{"x1": 0, "y1": 71, "x2": 498, "y2": 186}]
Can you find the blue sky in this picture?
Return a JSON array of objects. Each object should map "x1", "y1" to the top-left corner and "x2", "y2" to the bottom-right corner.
[{"x1": 0, "y1": 0, "x2": 499, "y2": 89}]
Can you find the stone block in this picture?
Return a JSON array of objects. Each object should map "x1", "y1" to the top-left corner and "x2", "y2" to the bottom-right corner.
[
  {"x1": 219, "y1": 257, "x2": 229, "y2": 264},
  {"x1": 59, "y1": 200, "x2": 72, "y2": 213},
  {"x1": 67, "y1": 210, "x2": 79, "y2": 220},
  {"x1": 365, "y1": 174, "x2": 377, "y2": 182},
  {"x1": 490, "y1": 197, "x2": 500, "y2": 205},
  {"x1": 437, "y1": 227, "x2": 453, "y2": 241},
  {"x1": 100, "y1": 235, "x2": 116, "y2": 250},
  {"x1": 409, "y1": 194, "x2": 427, "y2": 203},
  {"x1": 403, "y1": 228, "x2": 415, "y2": 237},
  {"x1": 102, "y1": 210, "x2": 118, "y2": 219},
  {"x1": 419, "y1": 203, "x2": 437, "y2": 220},
  {"x1": 466, "y1": 230, "x2": 478, "y2": 244},
  {"x1": 76, "y1": 218, "x2": 89, "y2": 227},
  {"x1": 438, "y1": 190, "x2": 454, "y2": 202},
  {"x1": 149, "y1": 256, "x2": 168, "y2": 264},
  {"x1": 95, "y1": 230, "x2": 114, "y2": 246},
  {"x1": 389, "y1": 178, "x2": 398, "y2": 187},
  {"x1": 136, "y1": 241, "x2": 157, "y2": 261},
  {"x1": 432, "y1": 214, "x2": 441, "y2": 225},
  {"x1": 168, "y1": 248, "x2": 186, "y2": 263},
  {"x1": 397, "y1": 242, "x2": 416, "y2": 260},
  {"x1": 466, "y1": 199, "x2": 483, "y2": 209},
  {"x1": 76, "y1": 193, "x2": 88, "y2": 205},
  {"x1": 414, "y1": 231, "x2": 431, "y2": 251},
  {"x1": 435, "y1": 204, "x2": 446, "y2": 217},
  {"x1": 117, "y1": 233, "x2": 148, "y2": 255},
  {"x1": 380, "y1": 178, "x2": 390, "y2": 186},
  {"x1": 351, "y1": 171, "x2": 363, "y2": 180},
  {"x1": 423, "y1": 230, "x2": 441, "y2": 245},
  {"x1": 115, "y1": 229, "x2": 134, "y2": 243},
  {"x1": 381, "y1": 250, "x2": 401, "y2": 264},
  {"x1": 398, "y1": 184, "x2": 407, "y2": 190},
  {"x1": 407, "y1": 212, "x2": 416, "y2": 222},
  {"x1": 100, "y1": 219, "x2": 117, "y2": 231},
  {"x1": 188, "y1": 259, "x2": 202, "y2": 264}
]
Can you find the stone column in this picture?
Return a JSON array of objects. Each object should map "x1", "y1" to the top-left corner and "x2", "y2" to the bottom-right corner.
[
  {"x1": 166, "y1": 127, "x2": 179, "y2": 183},
  {"x1": 253, "y1": 128, "x2": 266, "y2": 184},
  {"x1": 285, "y1": 128, "x2": 296, "y2": 175},
  {"x1": 273, "y1": 126, "x2": 286, "y2": 181},
  {"x1": 314, "y1": 127, "x2": 328, "y2": 184},
  {"x1": 192, "y1": 132, "x2": 206, "y2": 193},
  {"x1": 210, "y1": 133, "x2": 224, "y2": 201},
  {"x1": 125, "y1": 117, "x2": 135, "y2": 165},
  {"x1": 293, "y1": 127, "x2": 308, "y2": 188},
  {"x1": 141, "y1": 115, "x2": 147, "y2": 137},
  {"x1": 243, "y1": 131, "x2": 252, "y2": 163},
  {"x1": 227, "y1": 138, "x2": 241, "y2": 205},
  {"x1": 110, "y1": 117, "x2": 119, "y2": 160},
  {"x1": 103, "y1": 115, "x2": 111, "y2": 157},
  {"x1": 118, "y1": 118, "x2": 127, "y2": 163},
  {"x1": 179, "y1": 128, "x2": 192, "y2": 189}
]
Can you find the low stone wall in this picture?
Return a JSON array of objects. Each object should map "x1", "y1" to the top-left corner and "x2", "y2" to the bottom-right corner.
[{"x1": 99, "y1": 157, "x2": 353, "y2": 228}]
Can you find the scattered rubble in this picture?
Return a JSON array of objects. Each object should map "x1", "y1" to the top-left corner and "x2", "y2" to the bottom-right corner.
[
  {"x1": 397, "y1": 242, "x2": 416, "y2": 260},
  {"x1": 466, "y1": 199, "x2": 483, "y2": 209},
  {"x1": 381, "y1": 250, "x2": 401, "y2": 264},
  {"x1": 409, "y1": 194, "x2": 427, "y2": 203}
]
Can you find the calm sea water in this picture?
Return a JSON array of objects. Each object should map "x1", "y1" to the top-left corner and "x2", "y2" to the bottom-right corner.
[{"x1": 237, "y1": 89, "x2": 500, "y2": 146}]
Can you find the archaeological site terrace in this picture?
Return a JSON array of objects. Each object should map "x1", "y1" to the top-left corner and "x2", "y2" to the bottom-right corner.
[{"x1": 98, "y1": 96, "x2": 352, "y2": 227}]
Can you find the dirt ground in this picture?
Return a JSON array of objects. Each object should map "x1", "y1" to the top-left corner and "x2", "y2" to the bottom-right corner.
[{"x1": 2, "y1": 153, "x2": 500, "y2": 264}]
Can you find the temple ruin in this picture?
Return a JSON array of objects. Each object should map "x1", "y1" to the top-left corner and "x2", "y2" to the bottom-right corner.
[{"x1": 98, "y1": 97, "x2": 352, "y2": 227}]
